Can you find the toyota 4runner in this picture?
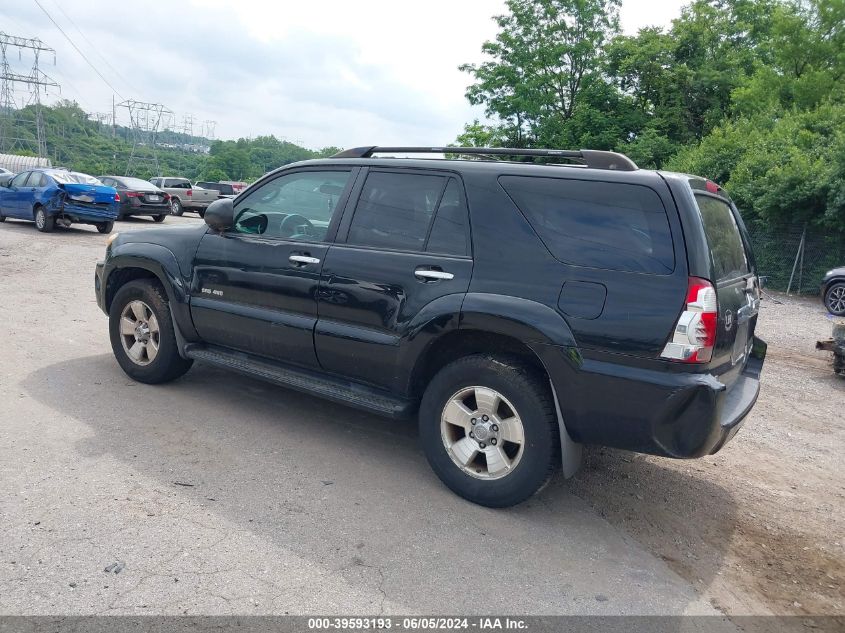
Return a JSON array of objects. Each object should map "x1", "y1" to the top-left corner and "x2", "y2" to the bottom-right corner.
[{"x1": 95, "y1": 146, "x2": 766, "y2": 507}]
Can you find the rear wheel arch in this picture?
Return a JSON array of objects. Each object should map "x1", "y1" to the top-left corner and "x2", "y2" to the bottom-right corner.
[{"x1": 411, "y1": 328, "x2": 582, "y2": 477}]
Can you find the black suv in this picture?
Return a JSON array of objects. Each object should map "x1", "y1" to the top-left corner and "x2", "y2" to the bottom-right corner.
[{"x1": 94, "y1": 146, "x2": 766, "y2": 507}]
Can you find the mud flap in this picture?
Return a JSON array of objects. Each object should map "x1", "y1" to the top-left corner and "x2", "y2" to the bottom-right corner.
[{"x1": 550, "y1": 380, "x2": 582, "y2": 479}]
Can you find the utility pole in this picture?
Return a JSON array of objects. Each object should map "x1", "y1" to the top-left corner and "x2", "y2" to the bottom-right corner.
[{"x1": 0, "y1": 32, "x2": 59, "y2": 160}]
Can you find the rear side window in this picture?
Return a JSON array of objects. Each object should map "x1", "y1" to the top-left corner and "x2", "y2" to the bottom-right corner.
[
  {"x1": 347, "y1": 172, "x2": 446, "y2": 252},
  {"x1": 694, "y1": 194, "x2": 749, "y2": 282},
  {"x1": 500, "y1": 176, "x2": 675, "y2": 274},
  {"x1": 426, "y1": 179, "x2": 470, "y2": 256}
]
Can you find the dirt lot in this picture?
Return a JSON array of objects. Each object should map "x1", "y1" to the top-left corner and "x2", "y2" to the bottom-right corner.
[
  {"x1": 566, "y1": 291, "x2": 845, "y2": 617},
  {"x1": 0, "y1": 217, "x2": 843, "y2": 622}
]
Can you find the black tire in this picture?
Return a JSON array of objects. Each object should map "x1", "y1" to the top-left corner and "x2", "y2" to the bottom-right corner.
[
  {"x1": 109, "y1": 279, "x2": 193, "y2": 384},
  {"x1": 0, "y1": 212, "x2": 5, "y2": 222},
  {"x1": 171, "y1": 199, "x2": 183, "y2": 216},
  {"x1": 153, "y1": 214, "x2": 167, "y2": 223},
  {"x1": 97, "y1": 221, "x2": 115, "y2": 234},
  {"x1": 825, "y1": 282, "x2": 845, "y2": 316},
  {"x1": 198, "y1": 208, "x2": 206, "y2": 219},
  {"x1": 34, "y1": 206, "x2": 54, "y2": 232},
  {"x1": 419, "y1": 354, "x2": 559, "y2": 507}
]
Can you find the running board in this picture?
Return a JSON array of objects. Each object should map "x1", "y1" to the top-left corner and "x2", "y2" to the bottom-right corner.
[{"x1": 184, "y1": 345, "x2": 415, "y2": 419}]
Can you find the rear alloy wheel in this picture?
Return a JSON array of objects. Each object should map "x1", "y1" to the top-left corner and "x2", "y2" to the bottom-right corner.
[
  {"x1": 97, "y1": 221, "x2": 115, "y2": 234},
  {"x1": 109, "y1": 280, "x2": 193, "y2": 383},
  {"x1": 34, "y1": 207, "x2": 54, "y2": 232},
  {"x1": 171, "y1": 199, "x2": 183, "y2": 216},
  {"x1": 419, "y1": 354, "x2": 560, "y2": 507},
  {"x1": 153, "y1": 214, "x2": 167, "y2": 223},
  {"x1": 825, "y1": 282, "x2": 845, "y2": 316}
]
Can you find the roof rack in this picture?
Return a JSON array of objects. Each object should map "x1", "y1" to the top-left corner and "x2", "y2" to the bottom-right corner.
[{"x1": 331, "y1": 146, "x2": 638, "y2": 172}]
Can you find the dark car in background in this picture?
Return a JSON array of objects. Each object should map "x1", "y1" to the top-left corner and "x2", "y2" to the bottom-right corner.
[
  {"x1": 99, "y1": 176, "x2": 170, "y2": 222},
  {"x1": 0, "y1": 169, "x2": 118, "y2": 233},
  {"x1": 822, "y1": 266, "x2": 845, "y2": 316}
]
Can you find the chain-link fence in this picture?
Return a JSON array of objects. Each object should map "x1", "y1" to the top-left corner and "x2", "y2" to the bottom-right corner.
[{"x1": 745, "y1": 221, "x2": 845, "y2": 294}]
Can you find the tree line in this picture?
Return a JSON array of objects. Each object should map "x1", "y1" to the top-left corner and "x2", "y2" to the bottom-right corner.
[
  {"x1": 457, "y1": 0, "x2": 844, "y2": 231},
  {"x1": 3, "y1": 100, "x2": 339, "y2": 182}
]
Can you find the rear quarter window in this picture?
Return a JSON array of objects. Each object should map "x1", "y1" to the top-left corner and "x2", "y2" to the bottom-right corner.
[
  {"x1": 694, "y1": 194, "x2": 749, "y2": 282},
  {"x1": 499, "y1": 176, "x2": 675, "y2": 274}
]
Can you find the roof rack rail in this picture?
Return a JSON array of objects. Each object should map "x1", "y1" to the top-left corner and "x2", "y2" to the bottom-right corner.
[{"x1": 331, "y1": 146, "x2": 638, "y2": 172}]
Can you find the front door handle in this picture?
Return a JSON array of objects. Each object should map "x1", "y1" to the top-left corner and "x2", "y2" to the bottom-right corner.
[
  {"x1": 415, "y1": 268, "x2": 454, "y2": 281},
  {"x1": 289, "y1": 255, "x2": 320, "y2": 265}
]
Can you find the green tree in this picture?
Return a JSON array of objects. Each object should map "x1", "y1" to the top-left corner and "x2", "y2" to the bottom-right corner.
[{"x1": 458, "y1": 0, "x2": 622, "y2": 147}]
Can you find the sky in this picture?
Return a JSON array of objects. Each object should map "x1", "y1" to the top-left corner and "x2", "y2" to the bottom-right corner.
[{"x1": 1, "y1": 0, "x2": 688, "y2": 149}]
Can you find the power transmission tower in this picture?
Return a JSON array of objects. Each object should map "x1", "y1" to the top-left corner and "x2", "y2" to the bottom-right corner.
[
  {"x1": 202, "y1": 120, "x2": 216, "y2": 142},
  {"x1": 117, "y1": 99, "x2": 172, "y2": 176},
  {"x1": 0, "y1": 32, "x2": 59, "y2": 160}
]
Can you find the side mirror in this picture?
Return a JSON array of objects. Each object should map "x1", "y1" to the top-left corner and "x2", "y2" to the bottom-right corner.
[{"x1": 204, "y1": 197, "x2": 234, "y2": 232}]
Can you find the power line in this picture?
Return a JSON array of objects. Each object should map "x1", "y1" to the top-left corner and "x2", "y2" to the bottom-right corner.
[
  {"x1": 31, "y1": 0, "x2": 124, "y2": 100},
  {"x1": 48, "y1": 0, "x2": 133, "y2": 92}
]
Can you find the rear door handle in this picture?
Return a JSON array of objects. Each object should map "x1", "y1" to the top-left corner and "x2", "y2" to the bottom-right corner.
[
  {"x1": 289, "y1": 255, "x2": 320, "y2": 265},
  {"x1": 415, "y1": 268, "x2": 454, "y2": 281}
]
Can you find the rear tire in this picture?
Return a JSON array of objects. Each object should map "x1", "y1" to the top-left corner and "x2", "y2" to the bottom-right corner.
[
  {"x1": 825, "y1": 282, "x2": 845, "y2": 316},
  {"x1": 171, "y1": 199, "x2": 183, "y2": 216},
  {"x1": 419, "y1": 354, "x2": 559, "y2": 507},
  {"x1": 153, "y1": 214, "x2": 167, "y2": 223},
  {"x1": 97, "y1": 221, "x2": 115, "y2": 234},
  {"x1": 34, "y1": 206, "x2": 54, "y2": 232},
  {"x1": 109, "y1": 280, "x2": 193, "y2": 384}
]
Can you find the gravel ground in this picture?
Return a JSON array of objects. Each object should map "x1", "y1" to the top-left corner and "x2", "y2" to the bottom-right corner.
[{"x1": 0, "y1": 216, "x2": 842, "y2": 624}]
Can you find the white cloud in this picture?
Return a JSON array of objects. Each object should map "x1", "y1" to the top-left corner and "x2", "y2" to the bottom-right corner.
[{"x1": 2, "y1": 0, "x2": 687, "y2": 149}]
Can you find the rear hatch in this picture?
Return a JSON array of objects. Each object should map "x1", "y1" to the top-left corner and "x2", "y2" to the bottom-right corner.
[{"x1": 693, "y1": 189, "x2": 760, "y2": 383}]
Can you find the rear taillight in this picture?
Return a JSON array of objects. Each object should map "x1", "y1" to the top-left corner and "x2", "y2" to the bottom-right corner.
[
  {"x1": 125, "y1": 191, "x2": 140, "y2": 198},
  {"x1": 163, "y1": 193, "x2": 170, "y2": 201},
  {"x1": 114, "y1": 193, "x2": 120, "y2": 202},
  {"x1": 660, "y1": 277, "x2": 718, "y2": 363},
  {"x1": 186, "y1": 189, "x2": 192, "y2": 197}
]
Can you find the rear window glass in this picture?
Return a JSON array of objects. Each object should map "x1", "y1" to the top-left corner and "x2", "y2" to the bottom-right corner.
[
  {"x1": 347, "y1": 172, "x2": 447, "y2": 252},
  {"x1": 694, "y1": 194, "x2": 749, "y2": 282},
  {"x1": 500, "y1": 176, "x2": 674, "y2": 274},
  {"x1": 119, "y1": 177, "x2": 156, "y2": 189}
]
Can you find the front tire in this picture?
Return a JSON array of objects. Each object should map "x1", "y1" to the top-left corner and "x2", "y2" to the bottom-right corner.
[
  {"x1": 109, "y1": 280, "x2": 193, "y2": 384},
  {"x1": 419, "y1": 355, "x2": 560, "y2": 507},
  {"x1": 34, "y1": 207, "x2": 54, "y2": 232},
  {"x1": 153, "y1": 214, "x2": 167, "y2": 223},
  {"x1": 171, "y1": 199, "x2": 183, "y2": 216},
  {"x1": 825, "y1": 282, "x2": 845, "y2": 316},
  {"x1": 97, "y1": 221, "x2": 115, "y2": 234}
]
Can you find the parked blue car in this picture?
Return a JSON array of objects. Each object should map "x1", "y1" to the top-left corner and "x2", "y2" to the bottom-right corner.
[{"x1": 0, "y1": 169, "x2": 119, "y2": 233}]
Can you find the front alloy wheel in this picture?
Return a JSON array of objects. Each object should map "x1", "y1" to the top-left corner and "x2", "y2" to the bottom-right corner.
[
  {"x1": 109, "y1": 280, "x2": 193, "y2": 383},
  {"x1": 119, "y1": 300, "x2": 160, "y2": 366},
  {"x1": 826, "y1": 283, "x2": 845, "y2": 316}
]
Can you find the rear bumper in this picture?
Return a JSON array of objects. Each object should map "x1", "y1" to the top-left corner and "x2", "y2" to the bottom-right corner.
[
  {"x1": 123, "y1": 205, "x2": 170, "y2": 217},
  {"x1": 537, "y1": 337, "x2": 766, "y2": 458},
  {"x1": 58, "y1": 203, "x2": 118, "y2": 224},
  {"x1": 95, "y1": 261, "x2": 106, "y2": 314}
]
